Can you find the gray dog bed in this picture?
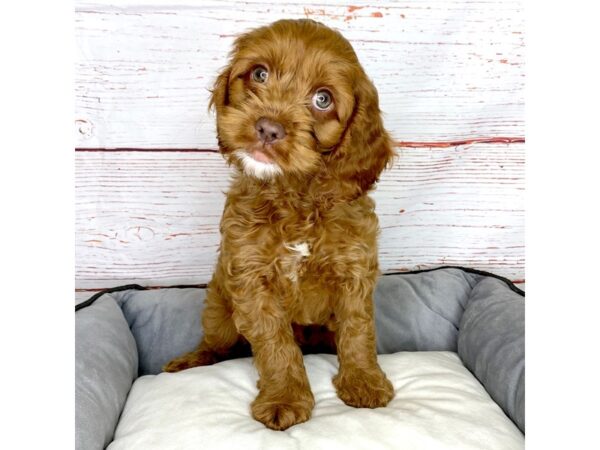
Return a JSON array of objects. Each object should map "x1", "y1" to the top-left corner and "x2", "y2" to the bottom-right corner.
[{"x1": 75, "y1": 267, "x2": 524, "y2": 449}]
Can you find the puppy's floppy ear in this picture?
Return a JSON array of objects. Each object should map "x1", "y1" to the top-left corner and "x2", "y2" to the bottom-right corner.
[
  {"x1": 328, "y1": 72, "x2": 395, "y2": 196},
  {"x1": 208, "y1": 66, "x2": 231, "y2": 112}
]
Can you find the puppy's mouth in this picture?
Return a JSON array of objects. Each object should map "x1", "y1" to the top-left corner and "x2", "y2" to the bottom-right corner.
[
  {"x1": 233, "y1": 145, "x2": 283, "y2": 180},
  {"x1": 248, "y1": 145, "x2": 275, "y2": 164}
]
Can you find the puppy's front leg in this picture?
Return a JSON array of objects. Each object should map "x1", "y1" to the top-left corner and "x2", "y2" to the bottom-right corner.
[
  {"x1": 332, "y1": 284, "x2": 394, "y2": 408},
  {"x1": 233, "y1": 298, "x2": 314, "y2": 431}
]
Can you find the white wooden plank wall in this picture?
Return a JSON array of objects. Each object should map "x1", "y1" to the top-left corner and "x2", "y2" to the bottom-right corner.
[{"x1": 75, "y1": 0, "x2": 525, "y2": 294}]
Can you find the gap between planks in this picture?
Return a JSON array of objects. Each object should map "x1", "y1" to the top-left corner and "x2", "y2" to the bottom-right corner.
[{"x1": 74, "y1": 137, "x2": 525, "y2": 153}]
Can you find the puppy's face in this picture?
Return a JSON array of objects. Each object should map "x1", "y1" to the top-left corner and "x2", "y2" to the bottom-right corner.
[{"x1": 211, "y1": 19, "x2": 393, "y2": 189}]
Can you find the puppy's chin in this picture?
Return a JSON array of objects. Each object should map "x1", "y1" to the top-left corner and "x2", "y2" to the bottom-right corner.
[{"x1": 233, "y1": 149, "x2": 283, "y2": 181}]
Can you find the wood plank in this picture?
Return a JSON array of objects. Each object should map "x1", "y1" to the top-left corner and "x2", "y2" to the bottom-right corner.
[
  {"x1": 75, "y1": 0, "x2": 524, "y2": 148},
  {"x1": 75, "y1": 142, "x2": 524, "y2": 289},
  {"x1": 76, "y1": 151, "x2": 228, "y2": 287},
  {"x1": 375, "y1": 143, "x2": 524, "y2": 279}
]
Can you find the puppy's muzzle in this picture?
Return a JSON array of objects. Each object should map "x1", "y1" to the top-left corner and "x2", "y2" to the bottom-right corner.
[{"x1": 255, "y1": 117, "x2": 286, "y2": 144}]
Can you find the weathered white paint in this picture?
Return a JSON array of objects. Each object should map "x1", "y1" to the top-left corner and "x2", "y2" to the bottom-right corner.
[
  {"x1": 75, "y1": 142, "x2": 524, "y2": 289},
  {"x1": 75, "y1": 0, "x2": 524, "y2": 148},
  {"x1": 376, "y1": 143, "x2": 524, "y2": 279}
]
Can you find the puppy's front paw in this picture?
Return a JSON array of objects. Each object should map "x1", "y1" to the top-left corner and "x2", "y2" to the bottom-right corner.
[
  {"x1": 251, "y1": 388, "x2": 315, "y2": 431},
  {"x1": 333, "y1": 367, "x2": 394, "y2": 408},
  {"x1": 162, "y1": 350, "x2": 217, "y2": 372}
]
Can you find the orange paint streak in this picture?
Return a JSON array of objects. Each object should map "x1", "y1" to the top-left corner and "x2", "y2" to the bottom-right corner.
[
  {"x1": 371, "y1": 12, "x2": 383, "y2": 18},
  {"x1": 167, "y1": 232, "x2": 195, "y2": 239},
  {"x1": 347, "y1": 5, "x2": 364, "y2": 13}
]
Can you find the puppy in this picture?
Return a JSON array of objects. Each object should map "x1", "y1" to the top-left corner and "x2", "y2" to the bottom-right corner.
[{"x1": 164, "y1": 19, "x2": 395, "y2": 430}]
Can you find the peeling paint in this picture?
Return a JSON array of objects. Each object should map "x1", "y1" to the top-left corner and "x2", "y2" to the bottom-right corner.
[{"x1": 347, "y1": 5, "x2": 364, "y2": 13}]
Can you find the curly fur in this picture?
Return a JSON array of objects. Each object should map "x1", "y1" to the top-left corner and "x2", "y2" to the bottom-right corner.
[{"x1": 164, "y1": 19, "x2": 395, "y2": 430}]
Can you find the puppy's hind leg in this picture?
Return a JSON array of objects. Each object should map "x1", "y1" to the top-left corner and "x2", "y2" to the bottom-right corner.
[{"x1": 163, "y1": 280, "x2": 245, "y2": 372}]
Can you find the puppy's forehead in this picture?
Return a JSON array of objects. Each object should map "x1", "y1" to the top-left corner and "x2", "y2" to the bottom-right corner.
[{"x1": 231, "y1": 20, "x2": 359, "y2": 81}]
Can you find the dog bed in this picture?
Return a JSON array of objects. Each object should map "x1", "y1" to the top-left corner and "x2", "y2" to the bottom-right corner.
[{"x1": 75, "y1": 267, "x2": 524, "y2": 450}]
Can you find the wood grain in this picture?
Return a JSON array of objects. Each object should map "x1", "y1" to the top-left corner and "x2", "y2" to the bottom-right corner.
[
  {"x1": 75, "y1": 0, "x2": 524, "y2": 148},
  {"x1": 75, "y1": 142, "x2": 524, "y2": 288}
]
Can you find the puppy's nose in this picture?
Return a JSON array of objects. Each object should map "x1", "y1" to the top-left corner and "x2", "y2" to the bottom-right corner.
[{"x1": 255, "y1": 118, "x2": 286, "y2": 144}]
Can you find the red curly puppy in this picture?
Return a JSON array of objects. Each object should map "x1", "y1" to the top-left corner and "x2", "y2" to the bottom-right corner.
[{"x1": 164, "y1": 19, "x2": 395, "y2": 430}]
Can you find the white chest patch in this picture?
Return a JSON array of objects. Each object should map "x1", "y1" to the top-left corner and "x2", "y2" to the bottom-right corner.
[
  {"x1": 282, "y1": 242, "x2": 311, "y2": 282},
  {"x1": 284, "y1": 242, "x2": 311, "y2": 257}
]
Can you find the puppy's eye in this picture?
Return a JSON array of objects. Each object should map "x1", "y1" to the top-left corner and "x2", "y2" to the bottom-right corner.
[
  {"x1": 251, "y1": 66, "x2": 269, "y2": 83},
  {"x1": 312, "y1": 90, "x2": 333, "y2": 111}
]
